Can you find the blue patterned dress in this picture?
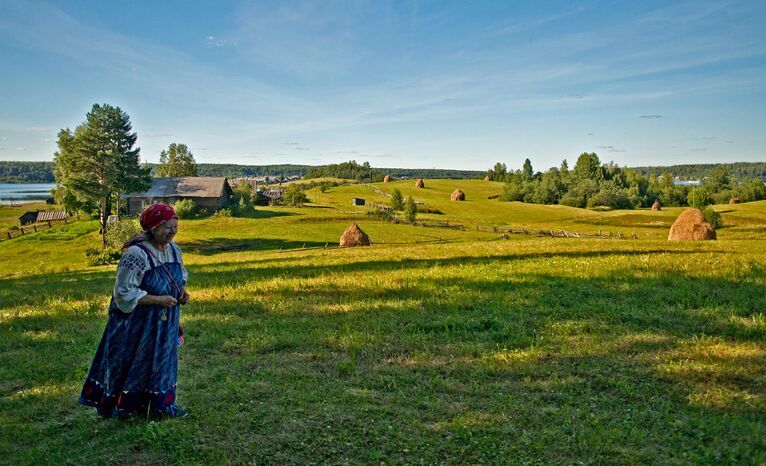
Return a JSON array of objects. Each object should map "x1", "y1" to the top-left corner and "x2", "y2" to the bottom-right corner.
[{"x1": 79, "y1": 242, "x2": 186, "y2": 418}]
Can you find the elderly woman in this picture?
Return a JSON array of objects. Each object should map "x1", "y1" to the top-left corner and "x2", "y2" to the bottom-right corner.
[{"x1": 79, "y1": 203, "x2": 190, "y2": 419}]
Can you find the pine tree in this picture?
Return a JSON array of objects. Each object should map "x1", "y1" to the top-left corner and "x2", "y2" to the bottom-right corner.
[
  {"x1": 522, "y1": 159, "x2": 534, "y2": 181},
  {"x1": 156, "y1": 143, "x2": 198, "y2": 177},
  {"x1": 53, "y1": 104, "x2": 149, "y2": 245}
]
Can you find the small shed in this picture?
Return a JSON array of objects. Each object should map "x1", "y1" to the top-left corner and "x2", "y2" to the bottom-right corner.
[
  {"x1": 352, "y1": 198, "x2": 366, "y2": 206},
  {"x1": 122, "y1": 177, "x2": 233, "y2": 215},
  {"x1": 257, "y1": 189, "x2": 284, "y2": 204},
  {"x1": 19, "y1": 211, "x2": 39, "y2": 225}
]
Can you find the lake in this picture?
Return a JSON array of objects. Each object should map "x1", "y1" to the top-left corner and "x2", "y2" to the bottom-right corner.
[{"x1": 0, "y1": 183, "x2": 55, "y2": 205}]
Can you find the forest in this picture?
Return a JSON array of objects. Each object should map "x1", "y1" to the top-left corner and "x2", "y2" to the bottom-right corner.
[{"x1": 492, "y1": 154, "x2": 766, "y2": 209}]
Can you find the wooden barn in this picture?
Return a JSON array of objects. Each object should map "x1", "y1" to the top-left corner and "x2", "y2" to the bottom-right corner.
[
  {"x1": 18, "y1": 211, "x2": 38, "y2": 225},
  {"x1": 18, "y1": 210, "x2": 67, "y2": 225},
  {"x1": 122, "y1": 177, "x2": 233, "y2": 215}
]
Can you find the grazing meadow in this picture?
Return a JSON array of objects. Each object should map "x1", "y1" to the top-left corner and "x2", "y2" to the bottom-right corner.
[{"x1": 1, "y1": 180, "x2": 765, "y2": 464}]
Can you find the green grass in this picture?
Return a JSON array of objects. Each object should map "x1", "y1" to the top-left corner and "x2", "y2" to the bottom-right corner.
[{"x1": 1, "y1": 181, "x2": 765, "y2": 464}]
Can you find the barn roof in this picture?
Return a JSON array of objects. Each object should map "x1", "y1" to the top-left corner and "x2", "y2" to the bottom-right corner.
[
  {"x1": 36, "y1": 211, "x2": 67, "y2": 222},
  {"x1": 122, "y1": 177, "x2": 232, "y2": 198}
]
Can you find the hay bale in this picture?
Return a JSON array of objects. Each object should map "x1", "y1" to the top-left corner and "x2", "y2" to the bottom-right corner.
[
  {"x1": 451, "y1": 189, "x2": 465, "y2": 201},
  {"x1": 652, "y1": 200, "x2": 661, "y2": 211},
  {"x1": 668, "y1": 208, "x2": 716, "y2": 241},
  {"x1": 339, "y1": 223, "x2": 371, "y2": 247},
  {"x1": 484, "y1": 175, "x2": 492, "y2": 181},
  {"x1": 383, "y1": 175, "x2": 391, "y2": 183},
  {"x1": 415, "y1": 179, "x2": 425, "y2": 188},
  {"x1": 730, "y1": 197, "x2": 740, "y2": 204}
]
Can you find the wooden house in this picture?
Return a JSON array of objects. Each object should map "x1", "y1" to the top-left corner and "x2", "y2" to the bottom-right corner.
[{"x1": 122, "y1": 177, "x2": 233, "y2": 215}]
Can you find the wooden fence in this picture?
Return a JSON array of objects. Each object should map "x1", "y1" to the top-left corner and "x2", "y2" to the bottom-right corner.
[{"x1": 3, "y1": 214, "x2": 80, "y2": 241}]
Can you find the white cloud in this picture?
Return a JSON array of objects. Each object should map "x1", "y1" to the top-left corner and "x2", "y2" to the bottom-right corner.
[
  {"x1": 205, "y1": 35, "x2": 237, "y2": 47},
  {"x1": 16, "y1": 147, "x2": 26, "y2": 151},
  {"x1": 25, "y1": 126, "x2": 50, "y2": 132}
]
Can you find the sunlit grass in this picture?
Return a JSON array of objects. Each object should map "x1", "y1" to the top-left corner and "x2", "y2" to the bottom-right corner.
[{"x1": 1, "y1": 183, "x2": 766, "y2": 463}]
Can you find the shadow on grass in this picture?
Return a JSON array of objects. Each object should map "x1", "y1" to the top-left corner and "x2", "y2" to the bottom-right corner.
[
  {"x1": 181, "y1": 237, "x2": 330, "y2": 255},
  {"x1": 246, "y1": 209, "x2": 297, "y2": 219}
]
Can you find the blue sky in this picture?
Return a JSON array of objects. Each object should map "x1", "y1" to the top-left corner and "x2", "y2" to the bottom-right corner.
[{"x1": 1, "y1": 0, "x2": 765, "y2": 171}]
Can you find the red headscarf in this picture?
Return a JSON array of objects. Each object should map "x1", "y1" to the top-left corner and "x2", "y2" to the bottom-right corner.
[{"x1": 139, "y1": 203, "x2": 177, "y2": 232}]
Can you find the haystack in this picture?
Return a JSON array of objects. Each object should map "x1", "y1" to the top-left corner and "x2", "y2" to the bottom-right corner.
[
  {"x1": 730, "y1": 197, "x2": 740, "y2": 204},
  {"x1": 451, "y1": 189, "x2": 465, "y2": 201},
  {"x1": 339, "y1": 223, "x2": 371, "y2": 247},
  {"x1": 383, "y1": 175, "x2": 391, "y2": 183},
  {"x1": 415, "y1": 179, "x2": 425, "y2": 188},
  {"x1": 652, "y1": 200, "x2": 661, "y2": 211},
  {"x1": 667, "y1": 208, "x2": 716, "y2": 241},
  {"x1": 484, "y1": 175, "x2": 492, "y2": 181}
]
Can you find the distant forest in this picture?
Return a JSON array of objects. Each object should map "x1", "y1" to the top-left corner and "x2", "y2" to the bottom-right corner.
[
  {"x1": 195, "y1": 163, "x2": 311, "y2": 178},
  {"x1": 0, "y1": 161, "x2": 55, "y2": 183},
  {"x1": 1, "y1": 160, "x2": 765, "y2": 184},
  {"x1": 303, "y1": 160, "x2": 482, "y2": 181},
  {"x1": 632, "y1": 162, "x2": 766, "y2": 181},
  {"x1": 0, "y1": 160, "x2": 483, "y2": 183}
]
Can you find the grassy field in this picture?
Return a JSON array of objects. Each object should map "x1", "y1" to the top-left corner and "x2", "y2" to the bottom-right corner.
[{"x1": 1, "y1": 180, "x2": 765, "y2": 464}]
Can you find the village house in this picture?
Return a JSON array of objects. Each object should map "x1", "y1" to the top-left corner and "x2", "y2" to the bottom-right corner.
[{"x1": 122, "y1": 177, "x2": 233, "y2": 215}]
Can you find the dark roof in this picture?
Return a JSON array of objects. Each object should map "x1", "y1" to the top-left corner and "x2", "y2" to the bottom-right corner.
[
  {"x1": 122, "y1": 177, "x2": 232, "y2": 198},
  {"x1": 36, "y1": 211, "x2": 67, "y2": 222},
  {"x1": 19, "y1": 211, "x2": 38, "y2": 221},
  {"x1": 258, "y1": 189, "x2": 284, "y2": 200}
]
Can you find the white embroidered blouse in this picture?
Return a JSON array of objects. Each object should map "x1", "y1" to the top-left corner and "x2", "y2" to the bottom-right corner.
[{"x1": 113, "y1": 241, "x2": 188, "y2": 313}]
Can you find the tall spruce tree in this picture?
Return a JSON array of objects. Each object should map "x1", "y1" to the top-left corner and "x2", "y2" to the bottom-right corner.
[
  {"x1": 156, "y1": 143, "x2": 198, "y2": 177},
  {"x1": 53, "y1": 103, "x2": 149, "y2": 245}
]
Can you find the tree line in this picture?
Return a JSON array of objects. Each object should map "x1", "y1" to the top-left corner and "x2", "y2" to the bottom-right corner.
[
  {"x1": 303, "y1": 160, "x2": 484, "y2": 181},
  {"x1": 632, "y1": 162, "x2": 766, "y2": 181},
  {"x1": 490, "y1": 154, "x2": 766, "y2": 209},
  {"x1": 0, "y1": 161, "x2": 55, "y2": 183},
  {"x1": 1, "y1": 159, "x2": 483, "y2": 183}
]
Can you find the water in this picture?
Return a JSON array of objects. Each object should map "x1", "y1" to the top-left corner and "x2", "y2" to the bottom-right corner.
[
  {"x1": 0, "y1": 183, "x2": 55, "y2": 205},
  {"x1": 673, "y1": 180, "x2": 701, "y2": 186}
]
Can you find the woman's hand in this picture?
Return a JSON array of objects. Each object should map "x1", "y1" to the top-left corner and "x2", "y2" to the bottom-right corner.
[
  {"x1": 154, "y1": 295, "x2": 178, "y2": 308},
  {"x1": 178, "y1": 288, "x2": 190, "y2": 305}
]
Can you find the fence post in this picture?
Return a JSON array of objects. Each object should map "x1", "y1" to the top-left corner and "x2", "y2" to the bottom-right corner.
[
  {"x1": 48, "y1": 221, "x2": 52, "y2": 228},
  {"x1": 7, "y1": 232, "x2": 10, "y2": 239},
  {"x1": 33, "y1": 225, "x2": 37, "y2": 232}
]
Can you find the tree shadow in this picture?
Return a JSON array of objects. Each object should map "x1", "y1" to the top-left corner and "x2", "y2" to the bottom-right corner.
[
  {"x1": 182, "y1": 238, "x2": 330, "y2": 255},
  {"x1": 247, "y1": 209, "x2": 297, "y2": 219}
]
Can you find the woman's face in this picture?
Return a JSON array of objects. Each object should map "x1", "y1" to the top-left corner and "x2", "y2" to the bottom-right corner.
[{"x1": 151, "y1": 218, "x2": 178, "y2": 245}]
